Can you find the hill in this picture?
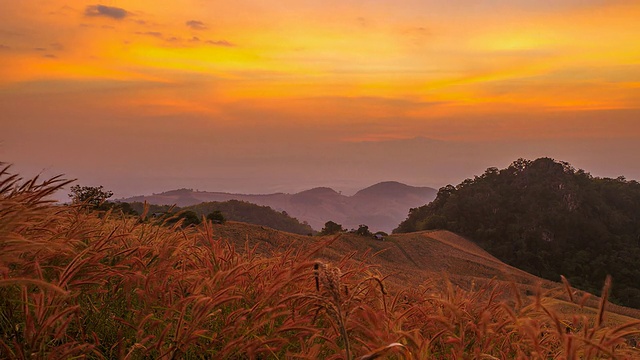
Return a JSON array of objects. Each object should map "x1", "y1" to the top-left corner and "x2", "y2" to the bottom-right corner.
[
  {"x1": 395, "y1": 157, "x2": 640, "y2": 308},
  {"x1": 3, "y1": 165, "x2": 640, "y2": 358},
  {"x1": 127, "y1": 199, "x2": 314, "y2": 235},
  {"x1": 186, "y1": 200, "x2": 314, "y2": 235},
  {"x1": 210, "y1": 221, "x2": 640, "y2": 321},
  {"x1": 123, "y1": 181, "x2": 437, "y2": 232}
]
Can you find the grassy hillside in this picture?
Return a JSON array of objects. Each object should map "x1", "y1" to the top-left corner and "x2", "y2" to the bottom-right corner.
[
  {"x1": 2, "y1": 166, "x2": 640, "y2": 358},
  {"x1": 395, "y1": 157, "x2": 640, "y2": 308},
  {"x1": 213, "y1": 222, "x2": 640, "y2": 322}
]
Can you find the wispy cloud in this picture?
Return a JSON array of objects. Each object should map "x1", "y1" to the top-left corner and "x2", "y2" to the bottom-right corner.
[
  {"x1": 0, "y1": 44, "x2": 11, "y2": 50},
  {"x1": 133, "y1": 31, "x2": 236, "y2": 47},
  {"x1": 135, "y1": 31, "x2": 163, "y2": 38},
  {"x1": 206, "y1": 40, "x2": 235, "y2": 47},
  {"x1": 50, "y1": 43, "x2": 65, "y2": 51},
  {"x1": 84, "y1": 4, "x2": 128, "y2": 20},
  {"x1": 186, "y1": 20, "x2": 207, "y2": 30}
]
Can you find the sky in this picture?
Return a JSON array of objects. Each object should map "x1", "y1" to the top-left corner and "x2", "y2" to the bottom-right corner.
[{"x1": 1, "y1": 0, "x2": 640, "y2": 200}]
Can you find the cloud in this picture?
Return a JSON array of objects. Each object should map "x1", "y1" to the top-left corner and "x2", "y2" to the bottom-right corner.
[
  {"x1": 131, "y1": 30, "x2": 235, "y2": 48},
  {"x1": 137, "y1": 31, "x2": 163, "y2": 37},
  {"x1": 0, "y1": 44, "x2": 11, "y2": 50},
  {"x1": 50, "y1": 42, "x2": 65, "y2": 51},
  {"x1": 206, "y1": 40, "x2": 235, "y2": 47},
  {"x1": 357, "y1": 17, "x2": 370, "y2": 28},
  {"x1": 186, "y1": 20, "x2": 207, "y2": 30},
  {"x1": 84, "y1": 4, "x2": 128, "y2": 20}
]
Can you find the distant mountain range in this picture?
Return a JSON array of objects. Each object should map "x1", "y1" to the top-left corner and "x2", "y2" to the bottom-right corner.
[{"x1": 122, "y1": 181, "x2": 437, "y2": 232}]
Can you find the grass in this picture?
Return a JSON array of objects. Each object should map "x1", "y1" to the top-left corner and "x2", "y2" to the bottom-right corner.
[{"x1": 1, "y1": 165, "x2": 639, "y2": 359}]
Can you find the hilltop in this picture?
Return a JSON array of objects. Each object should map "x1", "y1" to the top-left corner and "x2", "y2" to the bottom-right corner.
[
  {"x1": 395, "y1": 158, "x2": 640, "y2": 308},
  {"x1": 123, "y1": 181, "x2": 437, "y2": 232}
]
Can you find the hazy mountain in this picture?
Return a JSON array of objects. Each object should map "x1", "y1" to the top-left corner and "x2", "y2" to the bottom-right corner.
[{"x1": 123, "y1": 181, "x2": 437, "y2": 232}]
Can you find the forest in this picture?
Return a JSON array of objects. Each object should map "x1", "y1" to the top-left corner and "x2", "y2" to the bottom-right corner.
[{"x1": 396, "y1": 158, "x2": 640, "y2": 308}]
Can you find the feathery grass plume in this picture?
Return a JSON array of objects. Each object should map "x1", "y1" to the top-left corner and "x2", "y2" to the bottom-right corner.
[
  {"x1": 358, "y1": 342, "x2": 411, "y2": 359},
  {"x1": 311, "y1": 261, "x2": 351, "y2": 359},
  {"x1": 560, "y1": 275, "x2": 574, "y2": 303},
  {"x1": 597, "y1": 275, "x2": 612, "y2": 328}
]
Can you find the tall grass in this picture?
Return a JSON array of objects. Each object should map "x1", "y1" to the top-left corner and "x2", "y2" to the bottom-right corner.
[{"x1": 1, "y1": 165, "x2": 638, "y2": 359}]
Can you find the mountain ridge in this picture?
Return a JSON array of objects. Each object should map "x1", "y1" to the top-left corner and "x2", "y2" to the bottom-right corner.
[{"x1": 122, "y1": 181, "x2": 437, "y2": 232}]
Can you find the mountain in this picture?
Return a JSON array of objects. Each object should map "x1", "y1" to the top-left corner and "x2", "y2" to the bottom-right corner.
[
  {"x1": 395, "y1": 157, "x2": 640, "y2": 308},
  {"x1": 123, "y1": 181, "x2": 437, "y2": 232}
]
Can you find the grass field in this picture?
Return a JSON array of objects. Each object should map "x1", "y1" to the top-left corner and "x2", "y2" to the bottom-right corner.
[{"x1": 1, "y1": 166, "x2": 639, "y2": 359}]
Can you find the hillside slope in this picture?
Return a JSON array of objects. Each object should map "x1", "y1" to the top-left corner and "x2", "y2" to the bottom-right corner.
[
  {"x1": 211, "y1": 221, "x2": 640, "y2": 321},
  {"x1": 123, "y1": 181, "x2": 437, "y2": 232},
  {"x1": 395, "y1": 157, "x2": 640, "y2": 308},
  {"x1": 213, "y1": 223, "x2": 544, "y2": 288}
]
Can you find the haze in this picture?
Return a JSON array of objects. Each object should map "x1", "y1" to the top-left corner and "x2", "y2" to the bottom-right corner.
[{"x1": 2, "y1": 1, "x2": 640, "y2": 200}]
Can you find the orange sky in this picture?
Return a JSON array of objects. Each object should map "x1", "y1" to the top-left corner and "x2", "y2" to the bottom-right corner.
[{"x1": 2, "y1": 1, "x2": 640, "y2": 198}]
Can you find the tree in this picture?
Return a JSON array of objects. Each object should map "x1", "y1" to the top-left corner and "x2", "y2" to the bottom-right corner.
[
  {"x1": 320, "y1": 221, "x2": 344, "y2": 235},
  {"x1": 355, "y1": 224, "x2": 372, "y2": 237},
  {"x1": 114, "y1": 201, "x2": 139, "y2": 216},
  {"x1": 166, "y1": 210, "x2": 201, "y2": 228},
  {"x1": 68, "y1": 185, "x2": 113, "y2": 208},
  {"x1": 207, "y1": 210, "x2": 226, "y2": 224}
]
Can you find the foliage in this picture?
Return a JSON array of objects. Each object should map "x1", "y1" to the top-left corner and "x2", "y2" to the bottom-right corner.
[
  {"x1": 67, "y1": 184, "x2": 137, "y2": 215},
  {"x1": 320, "y1": 220, "x2": 344, "y2": 235},
  {"x1": 1, "y1": 164, "x2": 639, "y2": 358},
  {"x1": 164, "y1": 210, "x2": 201, "y2": 228},
  {"x1": 395, "y1": 157, "x2": 640, "y2": 308},
  {"x1": 355, "y1": 224, "x2": 373, "y2": 237},
  {"x1": 111, "y1": 201, "x2": 139, "y2": 216},
  {"x1": 131, "y1": 200, "x2": 314, "y2": 235},
  {"x1": 206, "y1": 210, "x2": 226, "y2": 224},
  {"x1": 68, "y1": 185, "x2": 113, "y2": 208},
  {"x1": 128, "y1": 202, "x2": 173, "y2": 216}
]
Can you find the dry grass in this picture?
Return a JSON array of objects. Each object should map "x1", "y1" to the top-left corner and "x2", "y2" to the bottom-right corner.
[{"x1": 1, "y1": 165, "x2": 639, "y2": 359}]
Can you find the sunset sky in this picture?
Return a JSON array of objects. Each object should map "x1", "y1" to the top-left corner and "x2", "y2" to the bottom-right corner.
[{"x1": 2, "y1": 0, "x2": 640, "y2": 199}]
